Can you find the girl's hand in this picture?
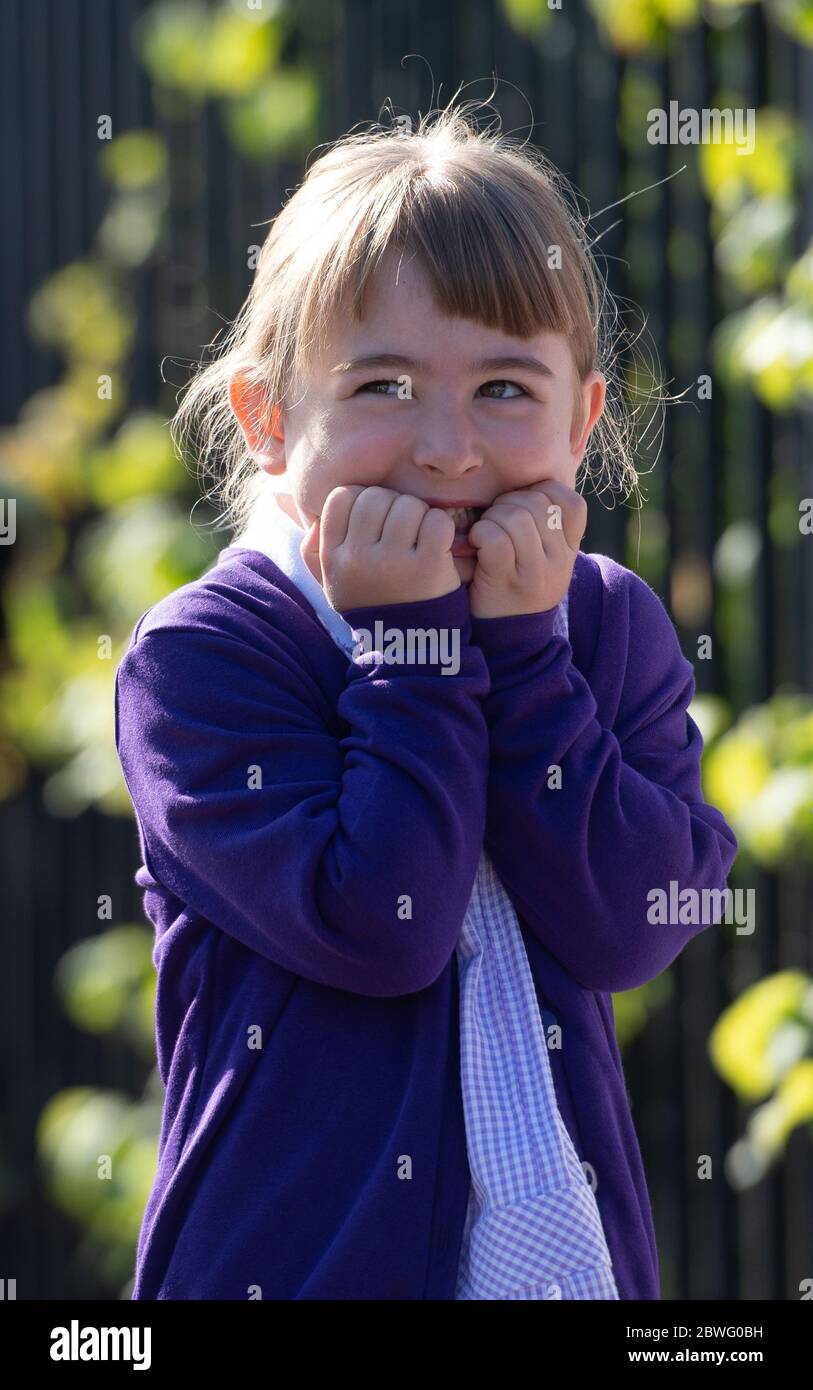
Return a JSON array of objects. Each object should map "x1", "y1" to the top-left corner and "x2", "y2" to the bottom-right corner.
[
  {"x1": 301, "y1": 484, "x2": 461, "y2": 612},
  {"x1": 468, "y1": 480, "x2": 587, "y2": 619}
]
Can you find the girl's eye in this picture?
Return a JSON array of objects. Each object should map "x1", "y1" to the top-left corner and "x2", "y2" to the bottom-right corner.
[
  {"x1": 357, "y1": 379, "x2": 401, "y2": 395},
  {"x1": 478, "y1": 380, "x2": 527, "y2": 399},
  {"x1": 357, "y1": 379, "x2": 528, "y2": 398}
]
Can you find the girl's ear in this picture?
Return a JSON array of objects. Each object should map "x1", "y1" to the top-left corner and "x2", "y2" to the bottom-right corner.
[
  {"x1": 570, "y1": 370, "x2": 606, "y2": 465},
  {"x1": 228, "y1": 373, "x2": 286, "y2": 475}
]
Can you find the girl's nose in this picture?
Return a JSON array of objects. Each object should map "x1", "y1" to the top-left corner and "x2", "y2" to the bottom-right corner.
[
  {"x1": 415, "y1": 457, "x2": 483, "y2": 480},
  {"x1": 411, "y1": 418, "x2": 483, "y2": 480}
]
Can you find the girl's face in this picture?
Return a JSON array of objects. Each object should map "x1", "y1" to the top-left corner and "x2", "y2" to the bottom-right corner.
[{"x1": 234, "y1": 249, "x2": 606, "y2": 587}]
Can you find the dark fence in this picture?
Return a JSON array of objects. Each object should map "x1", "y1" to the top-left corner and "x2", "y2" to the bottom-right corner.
[{"x1": 2, "y1": 0, "x2": 812, "y2": 1299}]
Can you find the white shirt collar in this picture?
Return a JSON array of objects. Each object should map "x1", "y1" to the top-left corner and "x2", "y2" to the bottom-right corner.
[
  {"x1": 230, "y1": 484, "x2": 569, "y2": 650},
  {"x1": 230, "y1": 486, "x2": 359, "y2": 655}
]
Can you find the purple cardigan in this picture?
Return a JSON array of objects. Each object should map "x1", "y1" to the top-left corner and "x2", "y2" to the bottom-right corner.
[{"x1": 114, "y1": 545, "x2": 738, "y2": 1300}]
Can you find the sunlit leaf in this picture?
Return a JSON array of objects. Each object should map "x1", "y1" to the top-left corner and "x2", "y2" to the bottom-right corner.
[
  {"x1": 712, "y1": 295, "x2": 813, "y2": 408},
  {"x1": 54, "y1": 925, "x2": 154, "y2": 1035},
  {"x1": 653, "y1": 0, "x2": 699, "y2": 19},
  {"x1": 3, "y1": 581, "x2": 76, "y2": 683},
  {"x1": 85, "y1": 412, "x2": 180, "y2": 507},
  {"x1": 702, "y1": 694, "x2": 813, "y2": 865},
  {"x1": 703, "y1": 727, "x2": 773, "y2": 822},
  {"x1": 75, "y1": 495, "x2": 217, "y2": 630},
  {"x1": 736, "y1": 765, "x2": 813, "y2": 865},
  {"x1": 499, "y1": 0, "x2": 553, "y2": 35},
  {"x1": 743, "y1": 1057, "x2": 813, "y2": 1162},
  {"x1": 43, "y1": 738, "x2": 139, "y2": 819},
  {"x1": 742, "y1": 303, "x2": 813, "y2": 407},
  {"x1": 774, "y1": 1058, "x2": 813, "y2": 1126},
  {"x1": 136, "y1": 0, "x2": 210, "y2": 99},
  {"x1": 36, "y1": 1089, "x2": 132, "y2": 1220},
  {"x1": 36, "y1": 1086, "x2": 158, "y2": 1236},
  {"x1": 205, "y1": 8, "x2": 281, "y2": 94},
  {"x1": 702, "y1": 107, "x2": 799, "y2": 203},
  {"x1": 588, "y1": 0, "x2": 666, "y2": 52},
  {"x1": 714, "y1": 196, "x2": 795, "y2": 292},
  {"x1": 714, "y1": 519, "x2": 762, "y2": 584},
  {"x1": 97, "y1": 191, "x2": 166, "y2": 268},
  {"x1": 769, "y1": 0, "x2": 813, "y2": 46},
  {"x1": 708, "y1": 971, "x2": 812, "y2": 1099},
  {"x1": 785, "y1": 238, "x2": 813, "y2": 309},
  {"x1": 27, "y1": 263, "x2": 134, "y2": 365},
  {"x1": 99, "y1": 131, "x2": 168, "y2": 189},
  {"x1": 224, "y1": 68, "x2": 319, "y2": 159}
]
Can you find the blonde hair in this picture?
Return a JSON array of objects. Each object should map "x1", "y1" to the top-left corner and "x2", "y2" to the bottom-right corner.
[{"x1": 174, "y1": 94, "x2": 658, "y2": 539}]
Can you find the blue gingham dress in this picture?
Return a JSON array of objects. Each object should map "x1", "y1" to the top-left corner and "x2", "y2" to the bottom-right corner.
[
  {"x1": 230, "y1": 490, "x2": 619, "y2": 1301},
  {"x1": 453, "y1": 597, "x2": 618, "y2": 1298}
]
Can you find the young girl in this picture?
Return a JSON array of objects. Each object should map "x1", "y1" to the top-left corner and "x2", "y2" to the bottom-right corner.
[{"x1": 115, "y1": 102, "x2": 738, "y2": 1300}]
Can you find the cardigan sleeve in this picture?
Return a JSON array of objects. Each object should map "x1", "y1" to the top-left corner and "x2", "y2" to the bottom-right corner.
[
  {"x1": 469, "y1": 562, "x2": 739, "y2": 993},
  {"x1": 114, "y1": 585, "x2": 490, "y2": 998}
]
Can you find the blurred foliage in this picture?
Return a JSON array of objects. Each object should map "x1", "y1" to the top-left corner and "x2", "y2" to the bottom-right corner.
[
  {"x1": 55, "y1": 924, "x2": 157, "y2": 1045},
  {"x1": 589, "y1": 0, "x2": 699, "y2": 52},
  {"x1": 709, "y1": 971, "x2": 813, "y2": 1185},
  {"x1": 0, "y1": 0, "x2": 809, "y2": 1295},
  {"x1": 610, "y1": 687, "x2": 813, "y2": 1157},
  {"x1": 611, "y1": 972, "x2": 673, "y2": 1050},
  {"x1": 137, "y1": 0, "x2": 284, "y2": 98},
  {"x1": 700, "y1": 693, "x2": 813, "y2": 867},
  {"x1": 565, "y1": 0, "x2": 813, "y2": 1160},
  {"x1": 504, "y1": 0, "x2": 813, "y2": 53},
  {"x1": 0, "y1": 0, "x2": 317, "y2": 815},
  {"x1": 697, "y1": 694, "x2": 813, "y2": 1174},
  {"x1": 0, "y1": 107, "x2": 213, "y2": 820},
  {"x1": 702, "y1": 107, "x2": 813, "y2": 410},
  {"x1": 504, "y1": 3, "x2": 813, "y2": 411},
  {"x1": 608, "y1": 685, "x2": 811, "y2": 1054},
  {"x1": 498, "y1": 0, "x2": 555, "y2": 37},
  {"x1": 38, "y1": 923, "x2": 159, "y2": 1296},
  {"x1": 617, "y1": 81, "x2": 813, "y2": 409},
  {"x1": 38, "y1": 1082, "x2": 161, "y2": 1295},
  {"x1": 135, "y1": 0, "x2": 318, "y2": 159},
  {"x1": 0, "y1": 0, "x2": 320, "y2": 1293}
]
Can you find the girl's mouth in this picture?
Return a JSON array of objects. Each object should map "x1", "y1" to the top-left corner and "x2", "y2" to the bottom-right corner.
[
  {"x1": 427, "y1": 503, "x2": 487, "y2": 557},
  {"x1": 438, "y1": 504, "x2": 486, "y2": 530}
]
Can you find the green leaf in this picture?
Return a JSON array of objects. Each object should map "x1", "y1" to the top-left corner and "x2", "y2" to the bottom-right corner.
[
  {"x1": 499, "y1": 0, "x2": 553, "y2": 36},
  {"x1": 85, "y1": 413, "x2": 180, "y2": 507},
  {"x1": 136, "y1": 0, "x2": 210, "y2": 99},
  {"x1": 99, "y1": 131, "x2": 168, "y2": 189},
  {"x1": 205, "y1": 8, "x2": 282, "y2": 94},
  {"x1": 224, "y1": 68, "x2": 319, "y2": 159},
  {"x1": 709, "y1": 971, "x2": 813, "y2": 1100},
  {"x1": 54, "y1": 925, "x2": 155, "y2": 1035}
]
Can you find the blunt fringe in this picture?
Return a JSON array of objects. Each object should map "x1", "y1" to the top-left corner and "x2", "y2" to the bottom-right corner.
[{"x1": 172, "y1": 95, "x2": 660, "y2": 539}]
